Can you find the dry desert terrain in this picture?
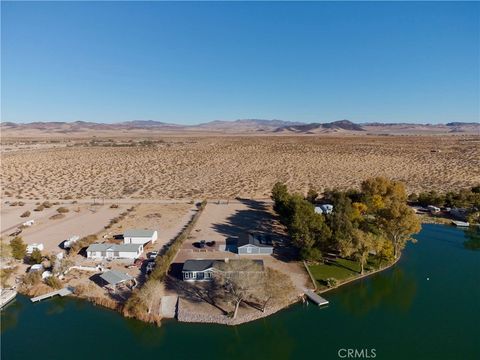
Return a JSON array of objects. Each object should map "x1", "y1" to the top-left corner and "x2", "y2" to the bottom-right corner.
[{"x1": 1, "y1": 135, "x2": 479, "y2": 200}]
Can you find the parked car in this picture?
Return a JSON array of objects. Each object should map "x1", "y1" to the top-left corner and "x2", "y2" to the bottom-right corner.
[
  {"x1": 133, "y1": 257, "x2": 146, "y2": 268},
  {"x1": 146, "y1": 261, "x2": 155, "y2": 274},
  {"x1": 148, "y1": 251, "x2": 159, "y2": 260}
]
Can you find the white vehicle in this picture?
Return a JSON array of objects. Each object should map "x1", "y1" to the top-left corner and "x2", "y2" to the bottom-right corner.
[
  {"x1": 29, "y1": 264, "x2": 43, "y2": 273},
  {"x1": 64, "y1": 235, "x2": 80, "y2": 249},
  {"x1": 22, "y1": 219, "x2": 35, "y2": 227},
  {"x1": 26, "y1": 243, "x2": 44, "y2": 254},
  {"x1": 148, "y1": 251, "x2": 159, "y2": 260},
  {"x1": 146, "y1": 261, "x2": 155, "y2": 274}
]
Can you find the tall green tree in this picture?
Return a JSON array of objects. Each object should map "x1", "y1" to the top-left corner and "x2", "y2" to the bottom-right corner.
[{"x1": 377, "y1": 202, "x2": 421, "y2": 258}]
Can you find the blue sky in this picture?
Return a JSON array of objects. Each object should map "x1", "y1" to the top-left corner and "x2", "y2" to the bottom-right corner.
[{"x1": 2, "y1": 1, "x2": 479, "y2": 124}]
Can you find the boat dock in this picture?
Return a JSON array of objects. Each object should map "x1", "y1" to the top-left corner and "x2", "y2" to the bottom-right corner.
[
  {"x1": 1, "y1": 289, "x2": 17, "y2": 309},
  {"x1": 305, "y1": 290, "x2": 329, "y2": 306},
  {"x1": 31, "y1": 287, "x2": 73, "y2": 303},
  {"x1": 452, "y1": 220, "x2": 470, "y2": 227}
]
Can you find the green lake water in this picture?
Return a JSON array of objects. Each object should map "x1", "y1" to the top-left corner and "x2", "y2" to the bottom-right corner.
[{"x1": 2, "y1": 224, "x2": 479, "y2": 360}]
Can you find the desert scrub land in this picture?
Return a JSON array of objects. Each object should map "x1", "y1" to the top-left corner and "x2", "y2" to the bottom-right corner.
[{"x1": 1, "y1": 135, "x2": 479, "y2": 200}]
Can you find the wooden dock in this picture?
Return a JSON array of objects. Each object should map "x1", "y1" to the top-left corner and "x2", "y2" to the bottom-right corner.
[
  {"x1": 1, "y1": 289, "x2": 17, "y2": 309},
  {"x1": 31, "y1": 287, "x2": 73, "y2": 303},
  {"x1": 305, "y1": 290, "x2": 329, "y2": 306}
]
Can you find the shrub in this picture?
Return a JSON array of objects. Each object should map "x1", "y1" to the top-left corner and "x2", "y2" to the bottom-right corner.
[
  {"x1": 56, "y1": 207, "x2": 69, "y2": 213},
  {"x1": 10, "y1": 237, "x2": 27, "y2": 260},
  {"x1": 34, "y1": 205, "x2": 45, "y2": 212},
  {"x1": 23, "y1": 271, "x2": 41, "y2": 286},
  {"x1": 0, "y1": 267, "x2": 16, "y2": 287},
  {"x1": 42, "y1": 201, "x2": 52, "y2": 208},
  {"x1": 29, "y1": 249, "x2": 43, "y2": 264},
  {"x1": 45, "y1": 276, "x2": 62, "y2": 289},
  {"x1": 325, "y1": 278, "x2": 338, "y2": 288},
  {"x1": 110, "y1": 204, "x2": 119, "y2": 208},
  {"x1": 20, "y1": 211, "x2": 31, "y2": 218},
  {"x1": 50, "y1": 214, "x2": 65, "y2": 220},
  {"x1": 18, "y1": 201, "x2": 25, "y2": 206}
]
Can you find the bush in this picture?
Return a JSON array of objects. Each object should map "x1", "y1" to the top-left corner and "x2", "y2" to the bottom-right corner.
[
  {"x1": 10, "y1": 237, "x2": 27, "y2": 260},
  {"x1": 45, "y1": 276, "x2": 62, "y2": 289},
  {"x1": 110, "y1": 204, "x2": 119, "y2": 208},
  {"x1": 325, "y1": 278, "x2": 338, "y2": 288},
  {"x1": 18, "y1": 201, "x2": 25, "y2": 206},
  {"x1": 20, "y1": 211, "x2": 31, "y2": 218},
  {"x1": 34, "y1": 205, "x2": 45, "y2": 212},
  {"x1": 56, "y1": 207, "x2": 69, "y2": 213},
  {"x1": 29, "y1": 249, "x2": 43, "y2": 264},
  {"x1": 42, "y1": 201, "x2": 52, "y2": 208},
  {"x1": 23, "y1": 271, "x2": 41, "y2": 286}
]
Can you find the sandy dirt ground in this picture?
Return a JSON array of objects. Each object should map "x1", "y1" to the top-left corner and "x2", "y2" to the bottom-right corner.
[
  {"x1": 172, "y1": 201, "x2": 310, "y2": 292},
  {"x1": 2, "y1": 135, "x2": 479, "y2": 200},
  {"x1": 102, "y1": 203, "x2": 197, "y2": 254},
  {"x1": 1, "y1": 203, "x2": 125, "y2": 253}
]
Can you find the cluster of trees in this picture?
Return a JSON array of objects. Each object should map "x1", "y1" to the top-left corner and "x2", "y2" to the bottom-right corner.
[
  {"x1": 272, "y1": 177, "x2": 421, "y2": 272},
  {"x1": 409, "y1": 186, "x2": 480, "y2": 209}
]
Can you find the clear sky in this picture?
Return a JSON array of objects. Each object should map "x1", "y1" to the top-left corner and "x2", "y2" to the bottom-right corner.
[{"x1": 1, "y1": 1, "x2": 479, "y2": 124}]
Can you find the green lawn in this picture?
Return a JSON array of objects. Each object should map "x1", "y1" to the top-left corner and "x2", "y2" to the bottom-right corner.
[{"x1": 308, "y1": 256, "x2": 382, "y2": 289}]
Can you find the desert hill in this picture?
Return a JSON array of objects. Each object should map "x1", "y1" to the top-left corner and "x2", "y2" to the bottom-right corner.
[{"x1": 1, "y1": 119, "x2": 478, "y2": 136}]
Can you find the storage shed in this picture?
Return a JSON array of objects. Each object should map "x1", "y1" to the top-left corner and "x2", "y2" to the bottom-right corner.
[{"x1": 123, "y1": 229, "x2": 158, "y2": 245}]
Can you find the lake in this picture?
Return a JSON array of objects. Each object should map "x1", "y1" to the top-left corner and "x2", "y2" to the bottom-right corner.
[{"x1": 2, "y1": 224, "x2": 479, "y2": 360}]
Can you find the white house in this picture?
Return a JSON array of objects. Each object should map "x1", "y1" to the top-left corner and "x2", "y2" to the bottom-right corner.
[
  {"x1": 315, "y1": 204, "x2": 334, "y2": 215},
  {"x1": 86, "y1": 243, "x2": 143, "y2": 260},
  {"x1": 123, "y1": 229, "x2": 158, "y2": 245}
]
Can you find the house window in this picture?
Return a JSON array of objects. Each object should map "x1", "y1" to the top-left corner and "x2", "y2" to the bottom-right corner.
[{"x1": 184, "y1": 272, "x2": 190, "y2": 279}]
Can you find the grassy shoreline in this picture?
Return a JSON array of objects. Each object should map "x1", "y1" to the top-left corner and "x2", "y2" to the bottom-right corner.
[{"x1": 306, "y1": 254, "x2": 402, "y2": 295}]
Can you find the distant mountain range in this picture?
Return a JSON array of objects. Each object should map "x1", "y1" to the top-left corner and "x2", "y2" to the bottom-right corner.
[{"x1": 1, "y1": 119, "x2": 479, "y2": 135}]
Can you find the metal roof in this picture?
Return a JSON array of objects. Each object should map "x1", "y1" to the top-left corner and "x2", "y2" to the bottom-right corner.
[
  {"x1": 237, "y1": 232, "x2": 273, "y2": 248},
  {"x1": 100, "y1": 270, "x2": 133, "y2": 285},
  {"x1": 124, "y1": 229, "x2": 156, "y2": 238},
  {"x1": 182, "y1": 259, "x2": 264, "y2": 272},
  {"x1": 182, "y1": 259, "x2": 215, "y2": 272},
  {"x1": 87, "y1": 243, "x2": 142, "y2": 253}
]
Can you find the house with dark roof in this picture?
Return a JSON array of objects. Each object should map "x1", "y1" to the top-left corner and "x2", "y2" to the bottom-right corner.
[
  {"x1": 237, "y1": 232, "x2": 273, "y2": 255},
  {"x1": 182, "y1": 259, "x2": 264, "y2": 281}
]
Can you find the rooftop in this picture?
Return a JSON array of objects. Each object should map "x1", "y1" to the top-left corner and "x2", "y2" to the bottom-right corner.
[
  {"x1": 100, "y1": 270, "x2": 133, "y2": 286},
  {"x1": 237, "y1": 232, "x2": 273, "y2": 248},
  {"x1": 182, "y1": 259, "x2": 264, "y2": 272},
  {"x1": 87, "y1": 243, "x2": 142, "y2": 253},
  {"x1": 124, "y1": 229, "x2": 156, "y2": 238}
]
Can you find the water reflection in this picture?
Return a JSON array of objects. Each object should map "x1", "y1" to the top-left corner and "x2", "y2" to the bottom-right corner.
[
  {"x1": 337, "y1": 267, "x2": 417, "y2": 316},
  {"x1": 1, "y1": 300, "x2": 23, "y2": 334},
  {"x1": 463, "y1": 227, "x2": 480, "y2": 250}
]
